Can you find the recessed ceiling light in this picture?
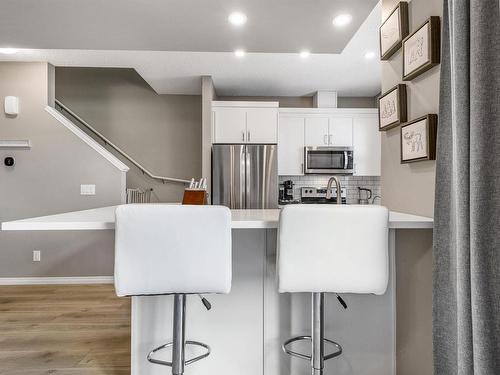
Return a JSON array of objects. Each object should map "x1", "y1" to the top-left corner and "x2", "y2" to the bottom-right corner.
[
  {"x1": 364, "y1": 51, "x2": 376, "y2": 60},
  {"x1": 228, "y1": 12, "x2": 247, "y2": 26},
  {"x1": 234, "y1": 49, "x2": 246, "y2": 58},
  {"x1": 0, "y1": 48, "x2": 19, "y2": 55},
  {"x1": 332, "y1": 14, "x2": 352, "y2": 27},
  {"x1": 299, "y1": 50, "x2": 311, "y2": 58}
]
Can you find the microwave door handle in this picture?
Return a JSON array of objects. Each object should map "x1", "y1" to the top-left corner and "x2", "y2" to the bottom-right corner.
[
  {"x1": 344, "y1": 151, "x2": 348, "y2": 169},
  {"x1": 304, "y1": 150, "x2": 308, "y2": 173}
]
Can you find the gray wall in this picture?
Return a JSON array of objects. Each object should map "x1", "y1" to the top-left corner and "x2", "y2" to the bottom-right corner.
[
  {"x1": 0, "y1": 62, "x2": 123, "y2": 277},
  {"x1": 55, "y1": 67, "x2": 202, "y2": 203},
  {"x1": 380, "y1": 0, "x2": 442, "y2": 373},
  {"x1": 218, "y1": 95, "x2": 377, "y2": 108}
]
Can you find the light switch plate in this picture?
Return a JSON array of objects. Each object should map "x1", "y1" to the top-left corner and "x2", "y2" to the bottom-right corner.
[{"x1": 80, "y1": 184, "x2": 96, "y2": 195}]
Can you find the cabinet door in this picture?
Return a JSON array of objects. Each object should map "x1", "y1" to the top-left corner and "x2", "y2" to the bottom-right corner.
[
  {"x1": 352, "y1": 115, "x2": 381, "y2": 176},
  {"x1": 213, "y1": 108, "x2": 247, "y2": 143},
  {"x1": 278, "y1": 117, "x2": 305, "y2": 175},
  {"x1": 246, "y1": 108, "x2": 278, "y2": 143},
  {"x1": 328, "y1": 117, "x2": 353, "y2": 146},
  {"x1": 305, "y1": 117, "x2": 329, "y2": 146}
]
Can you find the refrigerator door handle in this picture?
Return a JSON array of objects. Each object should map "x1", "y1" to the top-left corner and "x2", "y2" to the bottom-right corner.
[
  {"x1": 245, "y1": 148, "x2": 250, "y2": 209},
  {"x1": 240, "y1": 146, "x2": 246, "y2": 209}
]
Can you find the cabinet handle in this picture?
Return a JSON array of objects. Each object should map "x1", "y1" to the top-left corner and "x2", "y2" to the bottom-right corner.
[
  {"x1": 301, "y1": 163, "x2": 304, "y2": 174},
  {"x1": 247, "y1": 131, "x2": 251, "y2": 142},
  {"x1": 329, "y1": 134, "x2": 333, "y2": 145},
  {"x1": 242, "y1": 131, "x2": 245, "y2": 142},
  {"x1": 323, "y1": 134, "x2": 328, "y2": 144}
]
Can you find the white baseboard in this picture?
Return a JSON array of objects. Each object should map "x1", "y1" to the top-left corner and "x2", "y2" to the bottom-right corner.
[{"x1": 0, "y1": 276, "x2": 114, "y2": 285}]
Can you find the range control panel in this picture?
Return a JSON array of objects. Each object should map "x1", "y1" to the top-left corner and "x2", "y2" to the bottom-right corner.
[{"x1": 300, "y1": 187, "x2": 347, "y2": 199}]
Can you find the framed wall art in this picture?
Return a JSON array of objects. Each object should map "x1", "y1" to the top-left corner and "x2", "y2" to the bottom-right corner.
[
  {"x1": 402, "y1": 16, "x2": 441, "y2": 81},
  {"x1": 379, "y1": 2, "x2": 409, "y2": 60},
  {"x1": 400, "y1": 114, "x2": 437, "y2": 163},
  {"x1": 378, "y1": 84, "x2": 407, "y2": 131}
]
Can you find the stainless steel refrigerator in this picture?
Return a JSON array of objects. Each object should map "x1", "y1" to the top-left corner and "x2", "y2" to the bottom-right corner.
[{"x1": 212, "y1": 144, "x2": 278, "y2": 209}]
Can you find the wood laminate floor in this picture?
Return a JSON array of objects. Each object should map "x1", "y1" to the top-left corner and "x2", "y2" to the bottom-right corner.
[{"x1": 0, "y1": 284, "x2": 130, "y2": 375}]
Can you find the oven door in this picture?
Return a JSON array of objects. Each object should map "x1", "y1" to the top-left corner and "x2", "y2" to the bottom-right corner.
[{"x1": 304, "y1": 147, "x2": 353, "y2": 174}]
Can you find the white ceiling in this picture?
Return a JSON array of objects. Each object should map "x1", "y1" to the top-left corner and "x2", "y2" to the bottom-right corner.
[
  {"x1": 1, "y1": 0, "x2": 377, "y2": 54},
  {"x1": 0, "y1": 2, "x2": 382, "y2": 97}
]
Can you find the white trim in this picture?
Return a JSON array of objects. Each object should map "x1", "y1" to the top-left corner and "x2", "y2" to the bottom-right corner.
[
  {"x1": 45, "y1": 106, "x2": 129, "y2": 172},
  {"x1": 0, "y1": 276, "x2": 114, "y2": 285},
  {"x1": 0, "y1": 140, "x2": 32, "y2": 149},
  {"x1": 389, "y1": 229, "x2": 397, "y2": 375},
  {"x1": 279, "y1": 107, "x2": 378, "y2": 115},
  {"x1": 212, "y1": 101, "x2": 279, "y2": 108}
]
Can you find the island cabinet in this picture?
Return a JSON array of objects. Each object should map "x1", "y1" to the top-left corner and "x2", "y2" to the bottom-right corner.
[
  {"x1": 212, "y1": 101, "x2": 279, "y2": 144},
  {"x1": 278, "y1": 108, "x2": 380, "y2": 176}
]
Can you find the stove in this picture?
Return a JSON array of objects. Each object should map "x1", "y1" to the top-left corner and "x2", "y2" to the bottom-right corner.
[{"x1": 300, "y1": 187, "x2": 347, "y2": 204}]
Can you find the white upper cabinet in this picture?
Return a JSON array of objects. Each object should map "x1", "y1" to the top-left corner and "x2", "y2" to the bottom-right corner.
[
  {"x1": 304, "y1": 116, "x2": 352, "y2": 147},
  {"x1": 246, "y1": 108, "x2": 278, "y2": 143},
  {"x1": 328, "y1": 117, "x2": 353, "y2": 147},
  {"x1": 212, "y1": 102, "x2": 278, "y2": 144},
  {"x1": 278, "y1": 116, "x2": 305, "y2": 175},
  {"x1": 352, "y1": 115, "x2": 381, "y2": 176},
  {"x1": 305, "y1": 117, "x2": 329, "y2": 146},
  {"x1": 213, "y1": 107, "x2": 247, "y2": 143}
]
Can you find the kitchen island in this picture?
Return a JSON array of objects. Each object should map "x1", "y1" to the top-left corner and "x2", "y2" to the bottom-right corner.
[{"x1": 1, "y1": 206, "x2": 432, "y2": 375}]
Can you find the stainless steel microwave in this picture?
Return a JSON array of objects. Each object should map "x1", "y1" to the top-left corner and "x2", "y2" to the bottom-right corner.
[{"x1": 304, "y1": 146, "x2": 354, "y2": 174}]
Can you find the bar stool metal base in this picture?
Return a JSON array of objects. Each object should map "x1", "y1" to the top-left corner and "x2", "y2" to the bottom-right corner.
[
  {"x1": 282, "y1": 293, "x2": 342, "y2": 375},
  {"x1": 146, "y1": 294, "x2": 211, "y2": 375},
  {"x1": 282, "y1": 336, "x2": 342, "y2": 361},
  {"x1": 147, "y1": 340, "x2": 211, "y2": 367}
]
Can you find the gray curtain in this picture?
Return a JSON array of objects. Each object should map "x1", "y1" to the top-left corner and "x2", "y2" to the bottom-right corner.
[{"x1": 433, "y1": 0, "x2": 500, "y2": 373}]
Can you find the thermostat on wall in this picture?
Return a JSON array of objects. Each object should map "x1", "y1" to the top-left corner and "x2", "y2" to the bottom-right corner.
[{"x1": 4, "y1": 96, "x2": 19, "y2": 116}]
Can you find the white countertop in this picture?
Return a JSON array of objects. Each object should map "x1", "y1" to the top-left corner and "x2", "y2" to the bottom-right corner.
[{"x1": 1, "y1": 205, "x2": 433, "y2": 231}]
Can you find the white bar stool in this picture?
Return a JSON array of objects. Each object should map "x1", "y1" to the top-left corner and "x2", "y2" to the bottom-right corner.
[
  {"x1": 114, "y1": 204, "x2": 232, "y2": 375},
  {"x1": 278, "y1": 205, "x2": 389, "y2": 375}
]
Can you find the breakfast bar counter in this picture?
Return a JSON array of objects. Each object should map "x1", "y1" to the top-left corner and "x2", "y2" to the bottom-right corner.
[
  {"x1": 1, "y1": 206, "x2": 433, "y2": 375},
  {"x1": 1, "y1": 205, "x2": 433, "y2": 231}
]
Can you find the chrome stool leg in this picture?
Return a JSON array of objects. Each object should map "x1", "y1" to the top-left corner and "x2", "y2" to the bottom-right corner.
[
  {"x1": 282, "y1": 293, "x2": 342, "y2": 375},
  {"x1": 172, "y1": 294, "x2": 186, "y2": 375},
  {"x1": 147, "y1": 294, "x2": 211, "y2": 375},
  {"x1": 312, "y1": 292, "x2": 324, "y2": 375}
]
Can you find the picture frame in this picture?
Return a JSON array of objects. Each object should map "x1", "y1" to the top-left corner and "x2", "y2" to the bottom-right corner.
[
  {"x1": 378, "y1": 84, "x2": 407, "y2": 131},
  {"x1": 400, "y1": 114, "x2": 437, "y2": 163},
  {"x1": 379, "y1": 2, "x2": 409, "y2": 60},
  {"x1": 402, "y1": 16, "x2": 441, "y2": 81}
]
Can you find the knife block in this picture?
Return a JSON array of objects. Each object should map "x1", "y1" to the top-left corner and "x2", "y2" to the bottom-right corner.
[{"x1": 182, "y1": 189, "x2": 207, "y2": 205}]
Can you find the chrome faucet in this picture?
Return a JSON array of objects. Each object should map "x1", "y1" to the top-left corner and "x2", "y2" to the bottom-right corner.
[{"x1": 325, "y1": 176, "x2": 342, "y2": 205}]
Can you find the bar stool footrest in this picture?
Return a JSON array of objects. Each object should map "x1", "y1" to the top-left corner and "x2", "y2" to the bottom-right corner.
[
  {"x1": 282, "y1": 336, "x2": 342, "y2": 361},
  {"x1": 147, "y1": 340, "x2": 211, "y2": 367}
]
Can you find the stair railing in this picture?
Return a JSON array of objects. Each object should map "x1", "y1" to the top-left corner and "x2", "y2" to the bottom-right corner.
[{"x1": 55, "y1": 99, "x2": 191, "y2": 185}]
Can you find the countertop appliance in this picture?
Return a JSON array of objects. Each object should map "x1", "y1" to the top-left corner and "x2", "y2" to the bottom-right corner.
[
  {"x1": 212, "y1": 144, "x2": 278, "y2": 209},
  {"x1": 357, "y1": 187, "x2": 373, "y2": 205},
  {"x1": 300, "y1": 186, "x2": 347, "y2": 204},
  {"x1": 304, "y1": 146, "x2": 353, "y2": 174},
  {"x1": 279, "y1": 180, "x2": 300, "y2": 204}
]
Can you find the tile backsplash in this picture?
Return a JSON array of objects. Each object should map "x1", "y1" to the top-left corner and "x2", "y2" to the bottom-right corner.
[{"x1": 279, "y1": 175, "x2": 381, "y2": 205}]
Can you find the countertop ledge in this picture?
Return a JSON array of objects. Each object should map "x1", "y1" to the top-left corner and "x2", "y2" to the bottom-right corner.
[{"x1": 1, "y1": 206, "x2": 433, "y2": 231}]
